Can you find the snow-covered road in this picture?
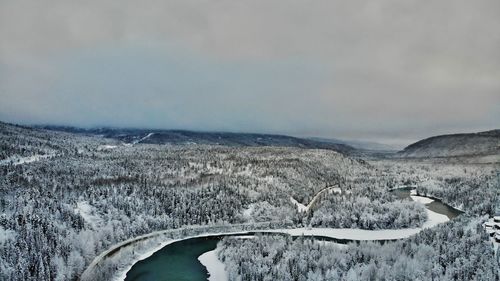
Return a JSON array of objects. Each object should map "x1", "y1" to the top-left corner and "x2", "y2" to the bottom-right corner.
[{"x1": 290, "y1": 185, "x2": 342, "y2": 213}]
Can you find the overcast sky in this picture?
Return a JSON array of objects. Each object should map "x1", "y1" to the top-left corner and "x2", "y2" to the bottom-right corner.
[{"x1": 0, "y1": 0, "x2": 499, "y2": 145}]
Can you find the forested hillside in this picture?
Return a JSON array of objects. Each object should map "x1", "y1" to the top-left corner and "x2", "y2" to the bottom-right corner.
[
  {"x1": 398, "y1": 130, "x2": 500, "y2": 159},
  {"x1": 0, "y1": 122, "x2": 498, "y2": 280}
]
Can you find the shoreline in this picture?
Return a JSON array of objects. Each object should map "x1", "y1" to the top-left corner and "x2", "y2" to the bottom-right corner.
[
  {"x1": 87, "y1": 193, "x2": 452, "y2": 281},
  {"x1": 198, "y1": 248, "x2": 228, "y2": 281},
  {"x1": 111, "y1": 208, "x2": 448, "y2": 281}
]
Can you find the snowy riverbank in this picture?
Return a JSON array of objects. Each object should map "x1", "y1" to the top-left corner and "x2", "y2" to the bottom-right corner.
[
  {"x1": 198, "y1": 248, "x2": 228, "y2": 281},
  {"x1": 266, "y1": 207, "x2": 448, "y2": 241},
  {"x1": 111, "y1": 231, "x2": 250, "y2": 281},
  {"x1": 92, "y1": 193, "x2": 452, "y2": 281},
  {"x1": 111, "y1": 207, "x2": 448, "y2": 281}
]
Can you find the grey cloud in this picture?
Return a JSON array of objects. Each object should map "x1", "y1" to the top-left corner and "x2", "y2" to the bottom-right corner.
[{"x1": 0, "y1": 0, "x2": 499, "y2": 145}]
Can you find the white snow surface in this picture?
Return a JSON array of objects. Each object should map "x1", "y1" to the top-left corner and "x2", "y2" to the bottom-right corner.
[
  {"x1": 290, "y1": 197, "x2": 308, "y2": 212},
  {"x1": 331, "y1": 187, "x2": 342, "y2": 194},
  {"x1": 97, "y1": 145, "x2": 118, "y2": 150},
  {"x1": 267, "y1": 208, "x2": 449, "y2": 241},
  {"x1": 198, "y1": 249, "x2": 229, "y2": 281},
  {"x1": 410, "y1": 195, "x2": 434, "y2": 204},
  {"x1": 113, "y1": 240, "x2": 175, "y2": 281},
  {"x1": 316, "y1": 240, "x2": 348, "y2": 249},
  {"x1": 0, "y1": 153, "x2": 55, "y2": 166},
  {"x1": 75, "y1": 201, "x2": 102, "y2": 229},
  {"x1": 231, "y1": 235, "x2": 255, "y2": 239},
  {"x1": 0, "y1": 226, "x2": 16, "y2": 245},
  {"x1": 242, "y1": 204, "x2": 255, "y2": 218}
]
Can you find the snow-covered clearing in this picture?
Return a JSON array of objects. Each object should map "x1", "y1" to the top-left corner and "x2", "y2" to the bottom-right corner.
[
  {"x1": 198, "y1": 248, "x2": 229, "y2": 281},
  {"x1": 315, "y1": 240, "x2": 348, "y2": 249},
  {"x1": 97, "y1": 145, "x2": 118, "y2": 151},
  {"x1": 331, "y1": 187, "x2": 342, "y2": 194},
  {"x1": 0, "y1": 153, "x2": 55, "y2": 166},
  {"x1": 75, "y1": 201, "x2": 102, "y2": 229},
  {"x1": 0, "y1": 226, "x2": 16, "y2": 246},
  {"x1": 242, "y1": 204, "x2": 255, "y2": 218},
  {"x1": 410, "y1": 195, "x2": 434, "y2": 204}
]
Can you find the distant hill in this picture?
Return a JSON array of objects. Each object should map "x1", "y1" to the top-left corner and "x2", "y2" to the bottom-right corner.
[
  {"x1": 40, "y1": 126, "x2": 356, "y2": 154},
  {"x1": 308, "y1": 137, "x2": 401, "y2": 151},
  {"x1": 397, "y1": 130, "x2": 500, "y2": 159}
]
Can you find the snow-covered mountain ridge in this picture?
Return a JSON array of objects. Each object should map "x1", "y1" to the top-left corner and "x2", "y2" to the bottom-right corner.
[{"x1": 398, "y1": 129, "x2": 499, "y2": 160}]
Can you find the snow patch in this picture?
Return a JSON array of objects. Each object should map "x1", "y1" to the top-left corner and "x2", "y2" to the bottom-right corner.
[
  {"x1": 315, "y1": 240, "x2": 348, "y2": 249},
  {"x1": 410, "y1": 195, "x2": 434, "y2": 204},
  {"x1": 198, "y1": 249, "x2": 229, "y2": 281},
  {"x1": 421, "y1": 208, "x2": 449, "y2": 228},
  {"x1": 242, "y1": 204, "x2": 255, "y2": 218},
  {"x1": 331, "y1": 187, "x2": 342, "y2": 194},
  {"x1": 231, "y1": 235, "x2": 255, "y2": 240},
  {"x1": 290, "y1": 197, "x2": 308, "y2": 212},
  {"x1": 97, "y1": 145, "x2": 118, "y2": 151},
  {"x1": 0, "y1": 153, "x2": 55, "y2": 166},
  {"x1": 0, "y1": 226, "x2": 16, "y2": 245},
  {"x1": 268, "y1": 208, "x2": 449, "y2": 241},
  {"x1": 75, "y1": 201, "x2": 102, "y2": 229}
]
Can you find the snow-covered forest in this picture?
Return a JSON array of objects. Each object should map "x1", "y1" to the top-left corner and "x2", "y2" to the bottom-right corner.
[
  {"x1": 219, "y1": 216, "x2": 498, "y2": 281},
  {"x1": 0, "y1": 122, "x2": 499, "y2": 280}
]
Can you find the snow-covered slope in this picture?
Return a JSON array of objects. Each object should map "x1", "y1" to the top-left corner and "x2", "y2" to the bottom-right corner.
[
  {"x1": 308, "y1": 137, "x2": 401, "y2": 151},
  {"x1": 40, "y1": 126, "x2": 356, "y2": 154},
  {"x1": 397, "y1": 130, "x2": 499, "y2": 159}
]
